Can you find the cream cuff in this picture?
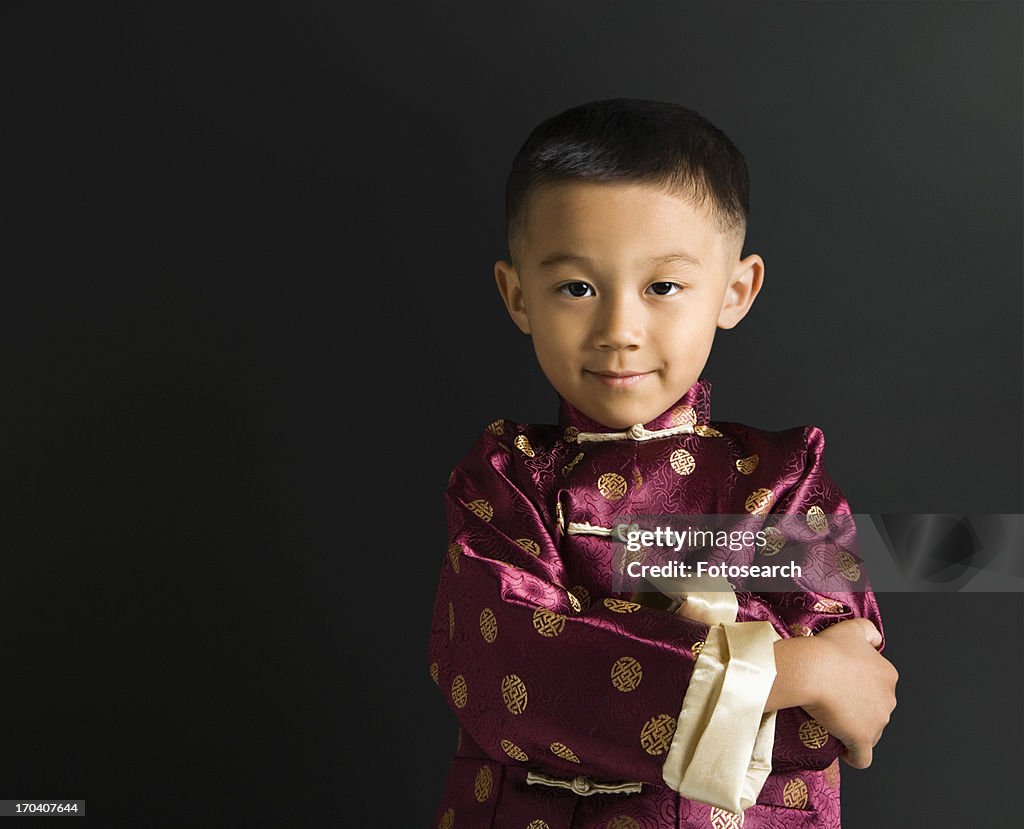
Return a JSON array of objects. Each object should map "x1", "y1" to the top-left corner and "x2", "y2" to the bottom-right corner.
[{"x1": 662, "y1": 620, "x2": 781, "y2": 813}]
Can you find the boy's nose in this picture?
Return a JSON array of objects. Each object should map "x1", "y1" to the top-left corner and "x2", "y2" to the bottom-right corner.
[{"x1": 592, "y1": 294, "x2": 644, "y2": 351}]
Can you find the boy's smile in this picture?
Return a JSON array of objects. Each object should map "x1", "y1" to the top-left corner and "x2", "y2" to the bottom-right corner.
[{"x1": 495, "y1": 181, "x2": 765, "y2": 429}]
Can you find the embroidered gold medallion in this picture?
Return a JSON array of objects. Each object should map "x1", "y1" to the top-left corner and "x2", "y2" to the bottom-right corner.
[
  {"x1": 760, "y1": 526, "x2": 786, "y2": 556},
  {"x1": 603, "y1": 598, "x2": 641, "y2": 613},
  {"x1": 501, "y1": 674, "x2": 528, "y2": 714},
  {"x1": 745, "y1": 488, "x2": 775, "y2": 515},
  {"x1": 806, "y1": 505, "x2": 828, "y2": 534},
  {"x1": 451, "y1": 675, "x2": 468, "y2": 708},
  {"x1": 836, "y1": 550, "x2": 861, "y2": 582},
  {"x1": 473, "y1": 765, "x2": 492, "y2": 801},
  {"x1": 532, "y1": 607, "x2": 566, "y2": 637},
  {"x1": 610, "y1": 657, "x2": 643, "y2": 692},
  {"x1": 783, "y1": 777, "x2": 809, "y2": 809},
  {"x1": 479, "y1": 608, "x2": 498, "y2": 643},
  {"x1": 514, "y1": 434, "x2": 536, "y2": 457},
  {"x1": 466, "y1": 499, "x2": 493, "y2": 521},
  {"x1": 501, "y1": 739, "x2": 528, "y2": 762},
  {"x1": 799, "y1": 719, "x2": 829, "y2": 748},
  {"x1": 736, "y1": 454, "x2": 759, "y2": 475},
  {"x1": 639, "y1": 714, "x2": 677, "y2": 755},
  {"x1": 569, "y1": 585, "x2": 591, "y2": 611},
  {"x1": 516, "y1": 537, "x2": 541, "y2": 556},
  {"x1": 669, "y1": 448, "x2": 696, "y2": 475},
  {"x1": 597, "y1": 472, "x2": 628, "y2": 500},
  {"x1": 549, "y1": 741, "x2": 580, "y2": 763}
]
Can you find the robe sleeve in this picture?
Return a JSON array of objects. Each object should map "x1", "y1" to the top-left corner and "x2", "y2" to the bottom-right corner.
[
  {"x1": 428, "y1": 428, "x2": 779, "y2": 813},
  {"x1": 748, "y1": 425, "x2": 886, "y2": 771}
]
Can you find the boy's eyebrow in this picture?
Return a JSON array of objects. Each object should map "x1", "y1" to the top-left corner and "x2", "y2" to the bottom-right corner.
[{"x1": 537, "y1": 251, "x2": 702, "y2": 270}]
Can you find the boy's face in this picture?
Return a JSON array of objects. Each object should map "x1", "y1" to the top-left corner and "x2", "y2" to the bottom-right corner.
[{"x1": 495, "y1": 181, "x2": 764, "y2": 429}]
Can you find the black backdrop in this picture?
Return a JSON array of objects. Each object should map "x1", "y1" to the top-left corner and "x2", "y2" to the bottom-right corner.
[{"x1": 2, "y1": 2, "x2": 1021, "y2": 827}]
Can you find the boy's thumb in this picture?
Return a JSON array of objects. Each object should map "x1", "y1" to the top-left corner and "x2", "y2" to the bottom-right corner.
[{"x1": 860, "y1": 619, "x2": 882, "y2": 648}]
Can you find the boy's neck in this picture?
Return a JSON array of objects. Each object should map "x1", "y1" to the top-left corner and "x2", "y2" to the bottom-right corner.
[{"x1": 557, "y1": 377, "x2": 713, "y2": 434}]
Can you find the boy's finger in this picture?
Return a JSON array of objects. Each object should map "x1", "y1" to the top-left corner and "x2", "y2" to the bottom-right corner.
[
  {"x1": 857, "y1": 618, "x2": 882, "y2": 648},
  {"x1": 840, "y1": 744, "x2": 873, "y2": 769}
]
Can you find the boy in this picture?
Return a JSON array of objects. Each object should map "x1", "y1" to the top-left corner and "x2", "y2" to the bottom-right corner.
[{"x1": 427, "y1": 99, "x2": 897, "y2": 829}]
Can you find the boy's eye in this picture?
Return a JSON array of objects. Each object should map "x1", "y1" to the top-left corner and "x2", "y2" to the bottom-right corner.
[
  {"x1": 647, "y1": 282, "x2": 681, "y2": 296},
  {"x1": 558, "y1": 281, "x2": 594, "y2": 298}
]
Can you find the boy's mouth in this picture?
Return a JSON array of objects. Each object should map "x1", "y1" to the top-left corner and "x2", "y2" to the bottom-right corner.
[{"x1": 586, "y1": 369, "x2": 654, "y2": 387}]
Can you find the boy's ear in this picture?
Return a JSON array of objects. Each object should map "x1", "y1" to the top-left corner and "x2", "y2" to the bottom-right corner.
[
  {"x1": 717, "y1": 253, "x2": 765, "y2": 329},
  {"x1": 494, "y1": 260, "x2": 532, "y2": 335}
]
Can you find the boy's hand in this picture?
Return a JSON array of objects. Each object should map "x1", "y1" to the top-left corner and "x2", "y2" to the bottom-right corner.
[{"x1": 799, "y1": 618, "x2": 898, "y2": 769}]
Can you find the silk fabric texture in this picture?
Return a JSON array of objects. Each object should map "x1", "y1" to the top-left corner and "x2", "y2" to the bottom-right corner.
[{"x1": 428, "y1": 378, "x2": 884, "y2": 829}]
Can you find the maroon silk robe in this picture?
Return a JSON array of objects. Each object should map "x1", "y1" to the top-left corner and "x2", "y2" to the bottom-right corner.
[{"x1": 428, "y1": 378, "x2": 884, "y2": 828}]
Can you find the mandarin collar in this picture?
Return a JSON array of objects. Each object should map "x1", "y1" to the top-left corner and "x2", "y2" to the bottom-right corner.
[{"x1": 557, "y1": 378, "x2": 713, "y2": 434}]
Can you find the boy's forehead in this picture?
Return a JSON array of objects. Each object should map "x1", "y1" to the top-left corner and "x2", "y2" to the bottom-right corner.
[{"x1": 521, "y1": 180, "x2": 727, "y2": 266}]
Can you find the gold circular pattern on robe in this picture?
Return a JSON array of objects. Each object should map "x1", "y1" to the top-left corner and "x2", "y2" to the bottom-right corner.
[
  {"x1": 789, "y1": 623, "x2": 814, "y2": 638},
  {"x1": 603, "y1": 598, "x2": 641, "y2": 613},
  {"x1": 835, "y1": 550, "x2": 861, "y2": 582},
  {"x1": 473, "y1": 765, "x2": 493, "y2": 802},
  {"x1": 448, "y1": 542, "x2": 462, "y2": 573},
  {"x1": 451, "y1": 675, "x2": 468, "y2": 709},
  {"x1": 516, "y1": 537, "x2": 541, "y2": 556},
  {"x1": 812, "y1": 598, "x2": 847, "y2": 614},
  {"x1": 562, "y1": 451, "x2": 585, "y2": 477},
  {"x1": 606, "y1": 818, "x2": 640, "y2": 829},
  {"x1": 806, "y1": 505, "x2": 829, "y2": 534},
  {"x1": 466, "y1": 499, "x2": 493, "y2": 522},
  {"x1": 448, "y1": 601, "x2": 455, "y2": 639},
  {"x1": 597, "y1": 472, "x2": 628, "y2": 501},
  {"x1": 429, "y1": 662, "x2": 439, "y2": 684},
  {"x1": 610, "y1": 656, "x2": 643, "y2": 692},
  {"x1": 695, "y1": 424, "x2": 723, "y2": 438},
  {"x1": 799, "y1": 719, "x2": 830, "y2": 749},
  {"x1": 709, "y1": 807, "x2": 744, "y2": 829},
  {"x1": 500, "y1": 738, "x2": 529, "y2": 762},
  {"x1": 691, "y1": 640, "x2": 705, "y2": 656},
  {"x1": 569, "y1": 585, "x2": 591, "y2": 611},
  {"x1": 501, "y1": 674, "x2": 529, "y2": 714},
  {"x1": 760, "y1": 527, "x2": 786, "y2": 556},
  {"x1": 479, "y1": 608, "x2": 498, "y2": 643},
  {"x1": 670, "y1": 405, "x2": 697, "y2": 426},
  {"x1": 824, "y1": 758, "x2": 839, "y2": 789},
  {"x1": 745, "y1": 488, "x2": 775, "y2": 515},
  {"x1": 669, "y1": 448, "x2": 696, "y2": 476},
  {"x1": 550, "y1": 741, "x2": 580, "y2": 763},
  {"x1": 514, "y1": 434, "x2": 536, "y2": 457},
  {"x1": 783, "y1": 777, "x2": 809, "y2": 809},
  {"x1": 736, "y1": 454, "x2": 759, "y2": 475},
  {"x1": 532, "y1": 607, "x2": 566, "y2": 637},
  {"x1": 563, "y1": 426, "x2": 579, "y2": 443},
  {"x1": 486, "y1": 419, "x2": 505, "y2": 436},
  {"x1": 639, "y1": 714, "x2": 677, "y2": 755},
  {"x1": 438, "y1": 807, "x2": 454, "y2": 829},
  {"x1": 526, "y1": 822, "x2": 550, "y2": 829}
]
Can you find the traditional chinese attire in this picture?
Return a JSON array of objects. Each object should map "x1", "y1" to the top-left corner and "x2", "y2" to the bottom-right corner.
[{"x1": 428, "y1": 378, "x2": 884, "y2": 829}]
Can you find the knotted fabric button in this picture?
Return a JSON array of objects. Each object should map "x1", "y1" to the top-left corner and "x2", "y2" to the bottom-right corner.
[{"x1": 628, "y1": 423, "x2": 645, "y2": 440}]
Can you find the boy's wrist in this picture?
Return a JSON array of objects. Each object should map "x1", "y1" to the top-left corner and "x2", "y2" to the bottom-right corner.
[{"x1": 766, "y1": 636, "x2": 820, "y2": 712}]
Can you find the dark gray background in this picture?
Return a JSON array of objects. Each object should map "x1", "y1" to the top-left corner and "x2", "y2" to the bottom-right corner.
[{"x1": 1, "y1": 1, "x2": 1020, "y2": 827}]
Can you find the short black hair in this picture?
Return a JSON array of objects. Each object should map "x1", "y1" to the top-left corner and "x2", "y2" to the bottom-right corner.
[{"x1": 504, "y1": 98, "x2": 749, "y2": 264}]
